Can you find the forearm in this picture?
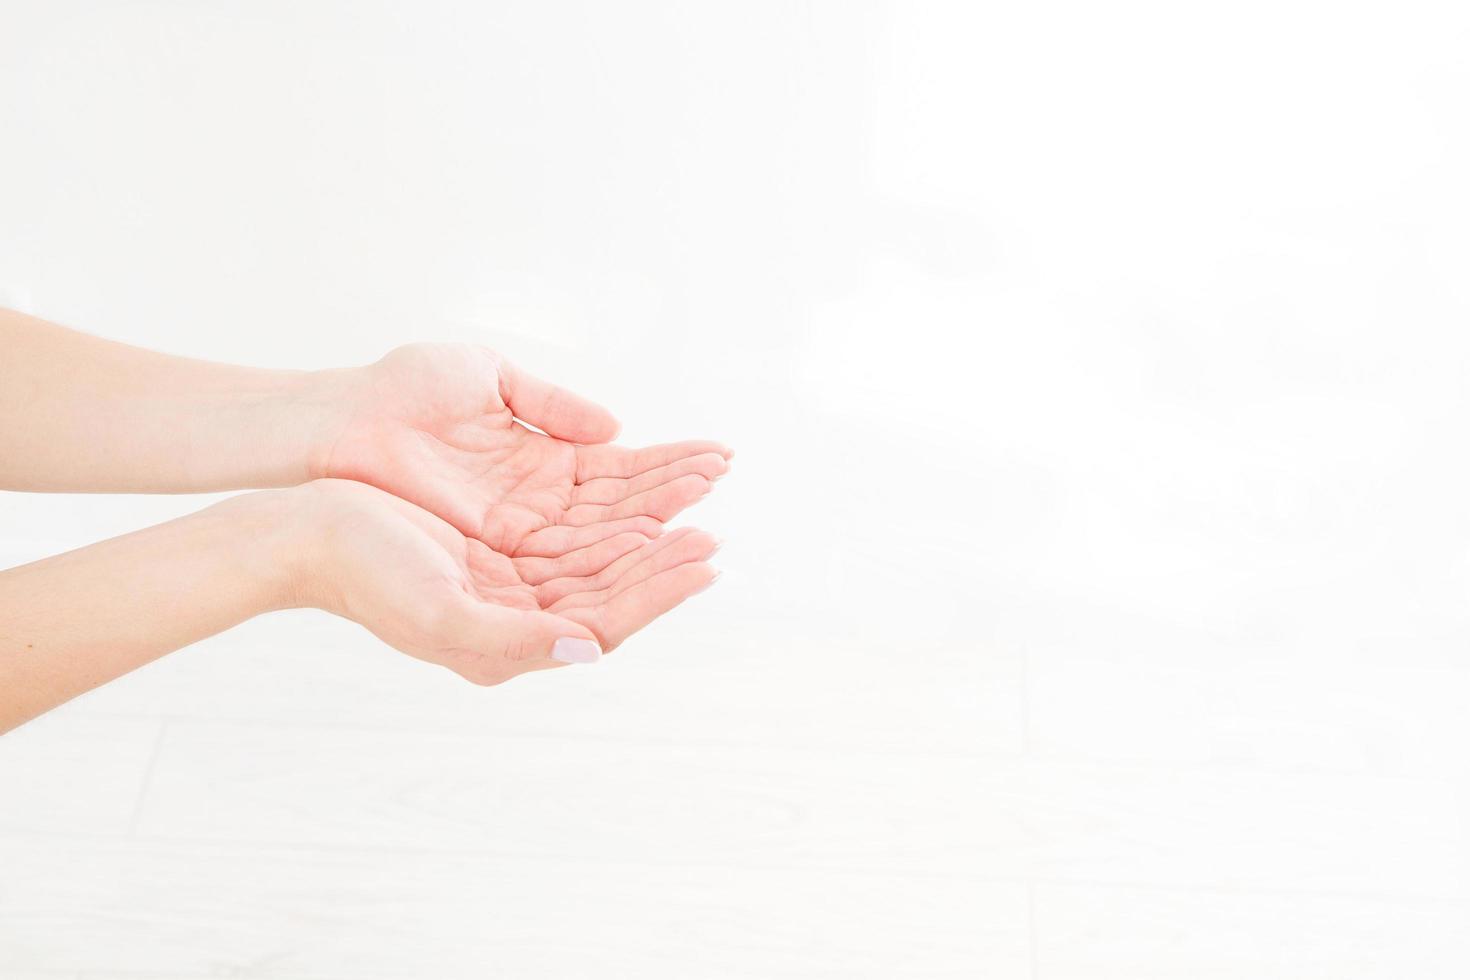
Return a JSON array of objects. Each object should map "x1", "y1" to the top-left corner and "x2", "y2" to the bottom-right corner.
[
  {"x1": 0, "y1": 490, "x2": 307, "y2": 731},
  {"x1": 0, "y1": 308, "x2": 352, "y2": 491}
]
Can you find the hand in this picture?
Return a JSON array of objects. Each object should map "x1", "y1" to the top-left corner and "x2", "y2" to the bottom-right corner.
[
  {"x1": 315, "y1": 344, "x2": 731, "y2": 554},
  {"x1": 292, "y1": 479, "x2": 721, "y2": 686}
]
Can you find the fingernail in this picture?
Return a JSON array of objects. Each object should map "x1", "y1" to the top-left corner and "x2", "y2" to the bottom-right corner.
[
  {"x1": 710, "y1": 537, "x2": 725, "y2": 555},
  {"x1": 551, "y1": 638, "x2": 602, "y2": 664},
  {"x1": 692, "y1": 570, "x2": 723, "y2": 597}
]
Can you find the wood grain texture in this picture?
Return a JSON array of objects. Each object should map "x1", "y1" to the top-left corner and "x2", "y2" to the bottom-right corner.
[
  {"x1": 1034, "y1": 884, "x2": 1470, "y2": 980},
  {"x1": 0, "y1": 838, "x2": 1025, "y2": 978}
]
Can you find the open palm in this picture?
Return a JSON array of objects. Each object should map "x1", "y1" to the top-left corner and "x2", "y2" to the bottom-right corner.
[
  {"x1": 320, "y1": 344, "x2": 731, "y2": 557},
  {"x1": 306, "y1": 479, "x2": 720, "y2": 685}
]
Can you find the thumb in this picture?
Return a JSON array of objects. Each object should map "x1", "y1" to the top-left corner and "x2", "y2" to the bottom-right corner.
[
  {"x1": 447, "y1": 603, "x2": 602, "y2": 685},
  {"x1": 497, "y1": 358, "x2": 621, "y2": 444}
]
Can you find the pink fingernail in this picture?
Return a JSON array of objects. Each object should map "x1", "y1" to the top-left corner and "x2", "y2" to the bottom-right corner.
[
  {"x1": 552, "y1": 638, "x2": 602, "y2": 664},
  {"x1": 693, "y1": 570, "x2": 723, "y2": 597}
]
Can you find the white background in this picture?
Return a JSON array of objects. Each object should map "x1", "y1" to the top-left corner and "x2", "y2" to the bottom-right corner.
[{"x1": 2, "y1": 1, "x2": 1470, "y2": 977}]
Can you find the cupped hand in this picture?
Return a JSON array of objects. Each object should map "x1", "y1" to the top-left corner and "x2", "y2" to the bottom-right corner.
[
  {"x1": 316, "y1": 344, "x2": 731, "y2": 555},
  {"x1": 294, "y1": 479, "x2": 721, "y2": 685}
]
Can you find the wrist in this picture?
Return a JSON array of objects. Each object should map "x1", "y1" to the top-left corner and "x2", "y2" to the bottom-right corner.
[
  {"x1": 269, "y1": 366, "x2": 369, "y2": 485},
  {"x1": 205, "y1": 486, "x2": 328, "y2": 613},
  {"x1": 257, "y1": 479, "x2": 381, "y2": 615}
]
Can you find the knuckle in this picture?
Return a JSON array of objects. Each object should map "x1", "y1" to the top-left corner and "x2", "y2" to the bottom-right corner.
[
  {"x1": 503, "y1": 633, "x2": 544, "y2": 664},
  {"x1": 454, "y1": 657, "x2": 516, "y2": 687}
]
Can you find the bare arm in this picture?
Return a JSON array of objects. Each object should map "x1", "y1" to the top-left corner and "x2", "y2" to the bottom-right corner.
[
  {"x1": 0, "y1": 490, "x2": 305, "y2": 730},
  {"x1": 0, "y1": 481, "x2": 717, "y2": 733},
  {"x1": 0, "y1": 311, "x2": 726, "y2": 546},
  {"x1": 0, "y1": 307, "x2": 348, "y2": 492}
]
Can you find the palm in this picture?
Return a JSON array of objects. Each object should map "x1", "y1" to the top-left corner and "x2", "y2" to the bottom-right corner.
[
  {"x1": 324, "y1": 344, "x2": 729, "y2": 556},
  {"x1": 315, "y1": 480, "x2": 719, "y2": 683}
]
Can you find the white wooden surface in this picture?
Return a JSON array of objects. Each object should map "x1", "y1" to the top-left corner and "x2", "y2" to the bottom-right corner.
[{"x1": 4, "y1": 2, "x2": 1470, "y2": 976}]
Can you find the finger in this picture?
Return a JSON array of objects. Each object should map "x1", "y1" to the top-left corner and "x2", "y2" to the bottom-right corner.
[
  {"x1": 535, "y1": 527, "x2": 701, "y2": 606},
  {"x1": 575, "y1": 440, "x2": 733, "y2": 483},
  {"x1": 511, "y1": 532, "x2": 647, "y2": 586},
  {"x1": 441, "y1": 602, "x2": 603, "y2": 686},
  {"x1": 558, "y1": 561, "x2": 720, "y2": 652},
  {"x1": 572, "y1": 452, "x2": 730, "y2": 506},
  {"x1": 513, "y1": 516, "x2": 663, "y2": 558},
  {"x1": 561, "y1": 473, "x2": 711, "y2": 527},
  {"x1": 540, "y1": 528, "x2": 718, "y2": 608},
  {"x1": 498, "y1": 358, "x2": 621, "y2": 444}
]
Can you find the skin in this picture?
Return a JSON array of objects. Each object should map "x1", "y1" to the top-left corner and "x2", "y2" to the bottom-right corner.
[
  {"x1": 0, "y1": 309, "x2": 732, "y2": 516},
  {"x1": 316, "y1": 342, "x2": 733, "y2": 556},
  {"x1": 0, "y1": 309, "x2": 730, "y2": 731}
]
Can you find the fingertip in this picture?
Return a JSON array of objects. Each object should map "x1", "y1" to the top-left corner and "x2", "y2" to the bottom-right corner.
[
  {"x1": 536, "y1": 611, "x2": 604, "y2": 660},
  {"x1": 659, "y1": 562, "x2": 721, "y2": 607},
  {"x1": 695, "y1": 440, "x2": 734, "y2": 460},
  {"x1": 582, "y1": 407, "x2": 622, "y2": 445},
  {"x1": 687, "y1": 451, "x2": 731, "y2": 480},
  {"x1": 672, "y1": 473, "x2": 714, "y2": 495},
  {"x1": 680, "y1": 529, "x2": 722, "y2": 559},
  {"x1": 505, "y1": 608, "x2": 602, "y2": 661},
  {"x1": 550, "y1": 636, "x2": 603, "y2": 664},
  {"x1": 556, "y1": 400, "x2": 619, "y2": 445},
  {"x1": 501, "y1": 357, "x2": 622, "y2": 444}
]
